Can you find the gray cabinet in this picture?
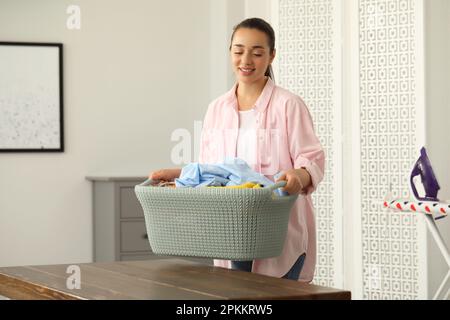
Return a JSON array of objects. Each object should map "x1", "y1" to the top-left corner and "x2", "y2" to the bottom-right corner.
[{"x1": 87, "y1": 176, "x2": 211, "y2": 265}]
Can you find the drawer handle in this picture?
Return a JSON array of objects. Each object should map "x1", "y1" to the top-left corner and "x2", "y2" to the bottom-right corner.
[{"x1": 142, "y1": 233, "x2": 148, "y2": 239}]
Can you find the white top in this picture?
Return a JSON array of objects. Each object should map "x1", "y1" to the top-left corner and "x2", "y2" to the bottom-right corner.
[{"x1": 236, "y1": 108, "x2": 258, "y2": 167}]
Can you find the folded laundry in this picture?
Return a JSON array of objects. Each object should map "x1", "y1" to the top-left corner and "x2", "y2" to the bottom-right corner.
[
  {"x1": 175, "y1": 157, "x2": 274, "y2": 188},
  {"x1": 208, "y1": 182, "x2": 263, "y2": 189}
]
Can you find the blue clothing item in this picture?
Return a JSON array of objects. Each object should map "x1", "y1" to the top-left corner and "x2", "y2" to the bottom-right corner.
[
  {"x1": 230, "y1": 253, "x2": 307, "y2": 281},
  {"x1": 282, "y1": 253, "x2": 306, "y2": 280},
  {"x1": 175, "y1": 157, "x2": 274, "y2": 188},
  {"x1": 273, "y1": 171, "x2": 290, "y2": 196},
  {"x1": 230, "y1": 260, "x2": 253, "y2": 272}
]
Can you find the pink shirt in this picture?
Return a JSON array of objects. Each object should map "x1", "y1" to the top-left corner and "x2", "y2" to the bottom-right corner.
[{"x1": 198, "y1": 78, "x2": 325, "y2": 282}]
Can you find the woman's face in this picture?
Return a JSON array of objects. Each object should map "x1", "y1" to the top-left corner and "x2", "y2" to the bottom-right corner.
[{"x1": 230, "y1": 28, "x2": 275, "y2": 84}]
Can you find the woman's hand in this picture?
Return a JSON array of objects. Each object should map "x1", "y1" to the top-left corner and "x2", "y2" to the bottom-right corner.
[
  {"x1": 275, "y1": 168, "x2": 311, "y2": 195},
  {"x1": 149, "y1": 168, "x2": 182, "y2": 182}
]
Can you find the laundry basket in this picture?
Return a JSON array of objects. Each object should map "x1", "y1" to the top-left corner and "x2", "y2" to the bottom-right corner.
[{"x1": 134, "y1": 179, "x2": 298, "y2": 261}]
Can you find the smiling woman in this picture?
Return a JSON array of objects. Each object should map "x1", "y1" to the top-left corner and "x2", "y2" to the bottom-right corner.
[
  {"x1": 229, "y1": 18, "x2": 276, "y2": 105},
  {"x1": 149, "y1": 17, "x2": 325, "y2": 283},
  {"x1": 230, "y1": 28, "x2": 274, "y2": 110}
]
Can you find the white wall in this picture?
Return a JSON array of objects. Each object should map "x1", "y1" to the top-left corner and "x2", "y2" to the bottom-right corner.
[
  {"x1": 425, "y1": 0, "x2": 450, "y2": 298},
  {"x1": 208, "y1": 0, "x2": 246, "y2": 100},
  {"x1": 0, "y1": 0, "x2": 211, "y2": 267}
]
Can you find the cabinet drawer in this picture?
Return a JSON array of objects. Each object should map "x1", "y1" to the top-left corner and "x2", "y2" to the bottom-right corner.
[
  {"x1": 120, "y1": 187, "x2": 144, "y2": 218},
  {"x1": 120, "y1": 221, "x2": 151, "y2": 252}
]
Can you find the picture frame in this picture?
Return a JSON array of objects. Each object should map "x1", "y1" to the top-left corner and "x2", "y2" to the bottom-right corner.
[{"x1": 0, "y1": 41, "x2": 64, "y2": 152}]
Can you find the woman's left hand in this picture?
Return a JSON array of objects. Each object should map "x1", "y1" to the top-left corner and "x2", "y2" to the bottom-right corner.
[{"x1": 275, "y1": 168, "x2": 311, "y2": 195}]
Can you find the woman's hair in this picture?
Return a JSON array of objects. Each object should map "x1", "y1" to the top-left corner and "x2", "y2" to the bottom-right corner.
[{"x1": 229, "y1": 17, "x2": 276, "y2": 81}]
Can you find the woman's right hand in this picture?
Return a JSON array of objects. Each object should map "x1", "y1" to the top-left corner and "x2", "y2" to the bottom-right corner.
[{"x1": 149, "y1": 168, "x2": 182, "y2": 182}]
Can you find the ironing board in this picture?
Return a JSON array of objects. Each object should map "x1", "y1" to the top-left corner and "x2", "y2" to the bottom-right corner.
[
  {"x1": 423, "y1": 214, "x2": 450, "y2": 299},
  {"x1": 384, "y1": 199, "x2": 450, "y2": 299},
  {"x1": 384, "y1": 147, "x2": 450, "y2": 300}
]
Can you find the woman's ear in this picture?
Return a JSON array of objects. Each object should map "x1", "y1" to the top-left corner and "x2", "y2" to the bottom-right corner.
[{"x1": 270, "y1": 49, "x2": 276, "y2": 64}]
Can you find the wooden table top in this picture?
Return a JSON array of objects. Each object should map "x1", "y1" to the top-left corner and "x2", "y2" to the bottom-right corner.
[{"x1": 0, "y1": 258, "x2": 351, "y2": 300}]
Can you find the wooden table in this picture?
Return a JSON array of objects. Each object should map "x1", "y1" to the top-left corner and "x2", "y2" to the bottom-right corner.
[{"x1": 0, "y1": 258, "x2": 351, "y2": 300}]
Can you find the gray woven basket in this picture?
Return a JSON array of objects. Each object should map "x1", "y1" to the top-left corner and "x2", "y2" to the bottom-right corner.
[{"x1": 134, "y1": 179, "x2": 298, "y2": 261}]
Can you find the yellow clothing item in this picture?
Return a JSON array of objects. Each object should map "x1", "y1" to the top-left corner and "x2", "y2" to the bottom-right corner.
[{"x1": 208, "y1": 182, "x2": 262, "y2": 189}]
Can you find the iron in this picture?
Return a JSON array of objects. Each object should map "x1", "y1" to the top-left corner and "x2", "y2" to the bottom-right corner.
[{"x1": 410, "y1": 147, "x2": 440, "y2": 201}]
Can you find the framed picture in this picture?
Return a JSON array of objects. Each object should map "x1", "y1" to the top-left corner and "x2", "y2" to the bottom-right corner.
[{"x1": 0, "y1": 42, "x2": 64, "y2": 152}]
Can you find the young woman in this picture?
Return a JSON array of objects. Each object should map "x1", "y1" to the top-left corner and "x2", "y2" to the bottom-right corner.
[{"x1": 150, "y1": 18, "x2": 325, "y2": 282}]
